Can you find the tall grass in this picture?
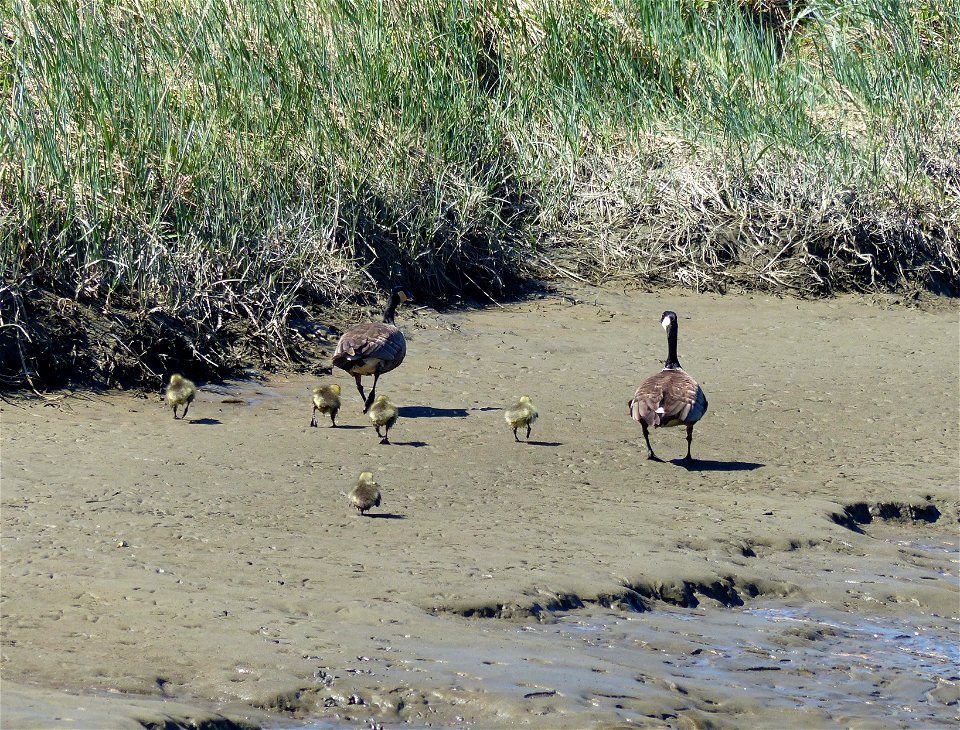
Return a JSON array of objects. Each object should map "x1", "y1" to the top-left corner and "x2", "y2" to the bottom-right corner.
[{"x1": 1, "y1": 0, "x2": 957, "y2": 386}]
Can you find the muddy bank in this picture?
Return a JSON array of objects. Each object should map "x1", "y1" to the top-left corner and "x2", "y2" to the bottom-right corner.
[{"x1": 1, "y1": 285, "x2": 957, "y2": 728}]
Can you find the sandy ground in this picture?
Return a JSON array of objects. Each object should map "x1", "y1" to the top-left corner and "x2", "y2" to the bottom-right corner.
[{"x1": 1, "y1": 284, "x2": 958, "y2": 729}]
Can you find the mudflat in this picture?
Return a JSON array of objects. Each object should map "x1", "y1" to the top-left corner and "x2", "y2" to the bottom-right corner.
[{"x1": 2, "y1": 285, "x2": 958, "y2": 729}]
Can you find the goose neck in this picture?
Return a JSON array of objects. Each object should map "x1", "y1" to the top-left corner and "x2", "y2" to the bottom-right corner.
[{"x1": 664, "y1": 324, "x2": 681, "y2": 369}]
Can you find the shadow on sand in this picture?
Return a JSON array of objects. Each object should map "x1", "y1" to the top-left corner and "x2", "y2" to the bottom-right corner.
[
  {"x1": 391, "y1": 440, "x2": 429, "y2": 448},
  {"x1": 526, "y1": 440, "x2": 563, "y2": 447},
  {"x1": 671, "y1": 458, "x2": 765, "y2": 472},
  {"x1": 366, "y1": 513, "x2": 406, "y2": 520},
  {"x1": 398, "y1": 406, "x2": 469, "y2": 418},
  {"x1": 188, "y1": 418, "x2": 221, "y2": 425}
]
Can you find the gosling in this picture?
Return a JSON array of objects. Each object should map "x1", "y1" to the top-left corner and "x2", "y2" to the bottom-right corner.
[
  {"x1": 310, "y1": 383, "x2": 342, "y2": 427},
  {"x1": 505, "y1": 395, "x2": 538, "y2": 442},
  {"x1": 166, "y1": 374, "x2": 196, "y2": 420},
  {"x1": 349, "y1": 472, "x2": 382, "y2": 516},
  {"x1": 367, "y1": 394, "x2": 399, "y2": 445}
]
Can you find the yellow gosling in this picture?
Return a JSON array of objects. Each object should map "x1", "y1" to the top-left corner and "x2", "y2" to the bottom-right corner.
[
  {"x1": 367, "y1": 394, "x2": 399, "y2": 445},
  {"x1": 310, "y1": 383, "x2": 342, "y2": 427},
  {"x1": 166, "y1": 374, "x2": 196, "y2": 420},
  {"x1": 349, "y1": 472, "x2": 382, "y2": 515},
  {"x1": 505, "y1": 395, "x2": 538, "y2": 442}
]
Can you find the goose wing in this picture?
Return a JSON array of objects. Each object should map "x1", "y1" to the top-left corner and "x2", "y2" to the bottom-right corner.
[
  {"x1": 630, "y1": 369, "x2": 706, "y2": 427},
  {"x1": 333, "y1": 323, "x2": 406, "y2": 369}
]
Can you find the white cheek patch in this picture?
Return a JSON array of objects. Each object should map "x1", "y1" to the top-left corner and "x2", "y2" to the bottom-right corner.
[{"x1": 661, "y1": 316, "x2": 670, "y2": 330}]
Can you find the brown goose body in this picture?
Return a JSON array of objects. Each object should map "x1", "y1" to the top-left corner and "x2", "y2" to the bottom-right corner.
[
  {"x1": 333, "y1": 287, "x2": 410, "y2": 412},
  {"x1": 349, "y1": 472, "x2": 382, "y2": 515},
  {"x1": 629, "y1": 311, "x2": 707, "y2": 461}
]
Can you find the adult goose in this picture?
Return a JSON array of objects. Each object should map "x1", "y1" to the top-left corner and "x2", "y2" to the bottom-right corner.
[
  {"x1": 333, "y1": 286, "x2": 411, "y2": 413},
  {"x1": 628, "y1": 311, "x2": 708, "y2": 461}
]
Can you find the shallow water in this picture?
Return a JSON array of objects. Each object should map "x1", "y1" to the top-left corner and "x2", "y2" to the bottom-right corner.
[{"x1": 271, "y1": 526, "x2": 960, "y2": 729}]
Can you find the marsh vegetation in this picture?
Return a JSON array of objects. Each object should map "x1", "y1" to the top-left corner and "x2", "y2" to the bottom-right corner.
[{"x1": 2, "y1": 0, "x2": 957, "y2": 387}]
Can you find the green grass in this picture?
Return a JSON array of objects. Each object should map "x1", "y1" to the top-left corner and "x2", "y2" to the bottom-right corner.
[{"x1": 1, "y1": 0, "x2": 958, "y2": 385}]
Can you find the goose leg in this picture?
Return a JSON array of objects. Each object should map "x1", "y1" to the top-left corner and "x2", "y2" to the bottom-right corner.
[
  {"x1": 641, "y1": 422, "x2": 661, "y2": 461},
  {"x1": 330, "y1": 411, "x2": 337, "y2": 427},
  {"x1": 380, "y1": 426, "x2": 390, "y2": 445},
  {"x1": 683, "y1": 424, "x2": 694, "y2": 461},
  {"x1": 181, "y1": 401, "x2": 191, "y2": 420},
  {"x1": 353, "y1": 375, "x2": 367, "y2": 405},
  {"x1": 172, "y1": 405, "x2": 179, "y2": 420},
  {"x1": 526, "y1": 425, "x2": 532, "y2": 441},
  {"x1": 363, "y1": 373, "x2": 380, "y2": 413},
  {"x1": 513, "y1": 427, "x2": 520, "y2": 443},
  {"x1": 310, "y1": 406, "x2": 319, "y2": 427}
]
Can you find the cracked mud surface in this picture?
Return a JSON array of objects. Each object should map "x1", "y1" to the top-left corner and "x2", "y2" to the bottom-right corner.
[{"x1": 2, "y1": 284, "x2": 958, "y2": 728}]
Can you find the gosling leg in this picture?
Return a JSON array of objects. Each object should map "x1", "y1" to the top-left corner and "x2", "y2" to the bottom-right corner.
[
  {"x1": 513, "y1": 427, "x2": 520, "y2": 443},
  {"x1": 526, "y1": 424, "x2": 532, "y2": 441},
  {"x1": 181, "y1": 401, "x2": 191, "y2": 420},
  {"x1": 310, "y1": 406, "x2": 319, "y2": 427}
]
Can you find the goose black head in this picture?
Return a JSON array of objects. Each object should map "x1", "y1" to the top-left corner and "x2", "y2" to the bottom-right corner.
[
  {"x1": 392, "y1": 286, "x2": 412, "y2": 304},
  {"x1": 660, "y1": 311, "x2": 678, "y2": 331}
]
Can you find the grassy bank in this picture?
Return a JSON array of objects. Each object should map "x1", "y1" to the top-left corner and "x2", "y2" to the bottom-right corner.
[{"x1": 2, "y1": 0, "x2": 958, "y2": 388}]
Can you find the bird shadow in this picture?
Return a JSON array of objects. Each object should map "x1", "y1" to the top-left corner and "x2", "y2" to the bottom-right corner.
[
  {"x1": 391, "y1": 440, "x2": 429, "y2": 448},
  {"x1": 471, "y1": 406, "x2": 501, "y2": 412},
  {"x1": 670, "y1": 458, "x2": 765, "y2": 472},
  {"x1": 526, "y1": 440, "x2": 563, "y2": 447},
  {"x1": 366, "y1": 513, "x2": 406, "y2": 520},
  {"x1": 398, "y1": 406, "x2": 469, "y2": 418},
  {"x1": 188, "y1": 418, "x2": 221, "y2": 425},
  {"x1": 330, "y1": 424, "x2": 366, "y2": 430}
]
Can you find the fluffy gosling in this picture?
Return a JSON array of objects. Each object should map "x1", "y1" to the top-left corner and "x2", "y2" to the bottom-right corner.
[
  {"x1": 367, "y1": 394, "x2": 399, "y2": 445},
  {"x1": 166, "y1": 374, "x2": 196, "y2": 420},
  {"x1": 505, "y1": 395, "x2": 538, "y2": 442},
  {"x1": 349, "y1": 472, "x2": 382, "y2": 516},
  {"x1": 310, "y1": 383, "x2": 342, "y2": 427}
]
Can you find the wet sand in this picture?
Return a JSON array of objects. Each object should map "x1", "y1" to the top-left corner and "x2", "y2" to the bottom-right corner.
[{"x1": 2, "y1": 285, "x2": 958, "y2": 728}]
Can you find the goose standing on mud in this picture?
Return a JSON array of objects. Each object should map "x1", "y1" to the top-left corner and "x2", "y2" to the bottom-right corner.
[
  {"x1": 505, "y1": 395, "x2": 538, "y2": 443},
  {"x1": 310, "y1": 383, "x2": 342, "y2": 427},
  {"x1": 333, "y1": 286, "x2": 411, "y2": 413},
  {"x1": 628, "y1": 311, "x2": 708, "y2": 461},
  {"x1": 165, "y1": 374, "x2": 196, "y2": 420},
  {"x1": 349, "y1": 472, "x2": 382, "y2": 515}
]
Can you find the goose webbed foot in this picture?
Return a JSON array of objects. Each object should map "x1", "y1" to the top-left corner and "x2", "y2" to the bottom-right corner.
[
  {"x1": 379, "y1": 436, "x2": 390, "y2": 445},
  {"x1": 647, "y1": 452, "x2": 664, "y2": 462}
]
